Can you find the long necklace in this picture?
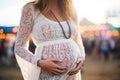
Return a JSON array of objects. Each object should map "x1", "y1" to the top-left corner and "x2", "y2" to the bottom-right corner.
[{"x1": 50, "y1": 10, "x2": 71, "y2": 39}]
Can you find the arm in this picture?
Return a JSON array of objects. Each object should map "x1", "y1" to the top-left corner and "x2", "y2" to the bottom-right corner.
[
  {"x1": 71, "y1": 9, "x2": 85, "y2": 61},
  {"x1": 14, "y1": 3, "x2": 39, "y2": 65},
  {"x1": 73, "y1": 17, "x2": 85, "y2": 61},
  {"x1": 68, "y1": 33, "x2": 85, "y2": 75},
  {"x1": 68, "y1": 17, "x2": 85, "y2": 75},
  {"x1": 74, "y1": 30, "x2": 85, "y2": 61}
]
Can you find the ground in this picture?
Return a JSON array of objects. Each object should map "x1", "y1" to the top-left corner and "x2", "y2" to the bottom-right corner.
[
  {"x1": 82, "y1": 56, "x2": 120, "y2": 80},
  {"x1": 0, "y1": 55, "x2": 120, "y2": 80}
]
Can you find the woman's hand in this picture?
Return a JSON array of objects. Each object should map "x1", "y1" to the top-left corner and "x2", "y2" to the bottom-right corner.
[
  {"x1": 68, "y1": 60, "x2": 84, "y2": 76},
  {"x1": 37, "y1": 58, "x2": 67, "y2": 75}
]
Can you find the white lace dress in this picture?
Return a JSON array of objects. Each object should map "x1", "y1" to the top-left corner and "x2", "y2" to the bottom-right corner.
[{"x1": 14, "y1": 3, "x2": 85, "y2": 80}]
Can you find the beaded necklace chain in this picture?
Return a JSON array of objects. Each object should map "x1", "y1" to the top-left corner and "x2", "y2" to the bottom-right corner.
[{"x1": 50, "y1": 10, "x2": 71, "y2": 39}]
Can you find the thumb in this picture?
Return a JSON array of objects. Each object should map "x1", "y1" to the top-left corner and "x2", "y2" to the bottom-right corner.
[{"x1": 50, "y1": 58, "x2": 61, "y2": 62}]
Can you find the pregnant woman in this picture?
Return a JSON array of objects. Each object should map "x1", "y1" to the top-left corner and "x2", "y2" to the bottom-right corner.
[{"x1": 14, "y1": 0, "x2": 85, "y2": 80}]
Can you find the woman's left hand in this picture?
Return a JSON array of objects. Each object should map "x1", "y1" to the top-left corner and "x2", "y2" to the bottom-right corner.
[{"x1": 68, "y1": 60, "x2": 84, "y2": 76}]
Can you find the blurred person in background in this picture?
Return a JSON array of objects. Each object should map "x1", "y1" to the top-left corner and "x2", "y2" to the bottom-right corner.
[
  {"x1": 114, "y1": 33, "x2": 120, "y2": 68},
  {"x1": 92, "y1": 39, "x2": 101, "y2": 60},
  {"x1": 108, "y1": 37, "x2": 116, "y2": 59},
  {"x1": 6, "y1": 39, "x2": 14, "y2": 65},
  {"x1": 14, "y1": 0, "x2": 85, "y2": 80},
  {"x1": 115, "y1": 36, "x2": 120, "y2": 59},
  {"x1": 100, "y1": 39, "x2": 109, "y2": 61},
  {"x1": 0, "y1": 39, "x2": 7, "y2": 64},
  {"x1": 0, "y1": 40, "x2": 2, "y2": 64}
]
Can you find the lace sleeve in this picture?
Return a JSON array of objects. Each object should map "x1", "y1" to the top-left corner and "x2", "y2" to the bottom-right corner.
[
  {"x1": 14, "y1": 3, "x2": 39, "y2": 65},
  {"x1": 74, "y1": 26, "x2": 85, "y2": 61},
  {"x1": 77, "y1": 31, "x2": 85, "y2": 61},
  {"x1": 73, "y1": 14, "x2": 85, "y2": 61}
]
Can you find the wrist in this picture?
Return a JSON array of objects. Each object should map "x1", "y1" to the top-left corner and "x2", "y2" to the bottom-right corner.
[
  {"x1": 37, "y1": 60, "x2": 40, "y2": 67},
  {"x1": 77, "y1": 58, "x2": 84, "y2": 66}
]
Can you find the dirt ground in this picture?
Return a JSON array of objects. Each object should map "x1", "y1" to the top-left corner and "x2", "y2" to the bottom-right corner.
[
  {"x1": 0, "y1": 55, "x2": 120, "y2": 80},
  {"x1": 82, "y1": 56, "x2": 120, "y2": 80}
]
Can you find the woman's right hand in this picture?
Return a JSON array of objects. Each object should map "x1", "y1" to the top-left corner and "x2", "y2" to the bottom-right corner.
[{"x1": 37, "y1": 58, "x2": 67, "y2": 75}]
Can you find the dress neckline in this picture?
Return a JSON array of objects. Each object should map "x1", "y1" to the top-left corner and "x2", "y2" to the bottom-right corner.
[{"x1": 40, "y1": 13, "x2": 67, "y2": 23}]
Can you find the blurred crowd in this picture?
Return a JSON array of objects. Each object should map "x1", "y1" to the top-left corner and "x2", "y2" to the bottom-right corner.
[
  {"x1": 83, "y1": 33, "x2": 120, "y2": 61},
  {"x1": 0, "y1": 39, "x2": 16, "y2": 66},
  {"x1": 0, "y1": 38, "x2": 36, "y2": 67}
]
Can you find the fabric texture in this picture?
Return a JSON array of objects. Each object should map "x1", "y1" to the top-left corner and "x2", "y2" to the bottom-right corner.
[{"x1": 14, "y1": 2, "x2": 85, "y2": 80}]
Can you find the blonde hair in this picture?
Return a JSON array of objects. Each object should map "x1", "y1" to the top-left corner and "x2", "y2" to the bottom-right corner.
[{"x1": 33, "y1": 0, "x2": 76, "y2": 21}]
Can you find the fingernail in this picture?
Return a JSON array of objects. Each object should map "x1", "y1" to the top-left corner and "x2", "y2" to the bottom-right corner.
[
  {"x1": 77, "y1": 58, "x2": 81, "y2": 63},
  {"x1": 76, "y1": 60, "x2": 79, "y2": 63},
  {"x1": 59, "y1": 59, "x2": 62, "y2": 62}
]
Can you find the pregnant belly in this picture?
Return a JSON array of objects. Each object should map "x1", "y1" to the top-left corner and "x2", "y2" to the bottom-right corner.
[{"x1": 41, "y1": 42, "x2": 79, "y2": 70}]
